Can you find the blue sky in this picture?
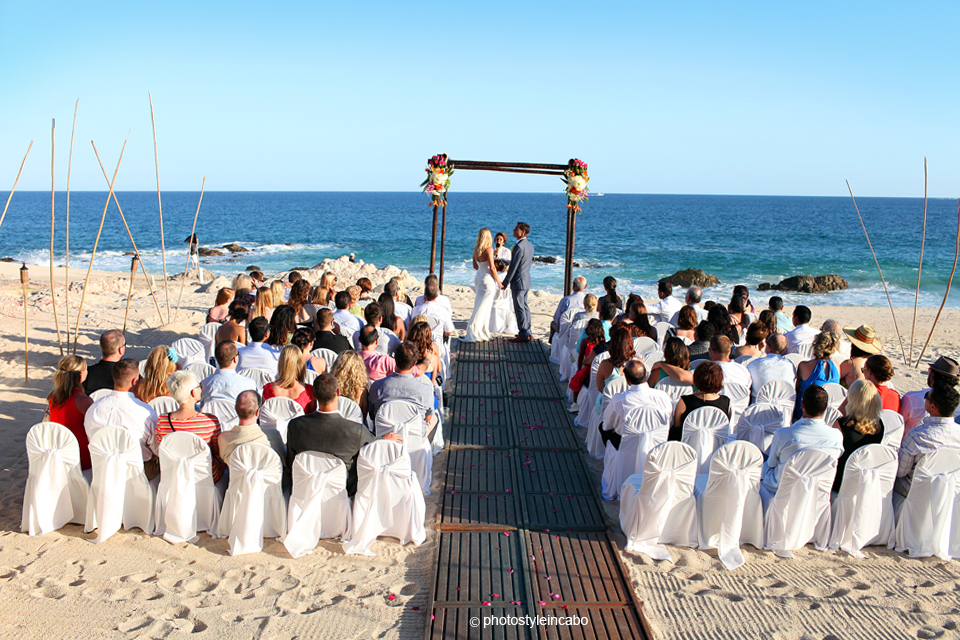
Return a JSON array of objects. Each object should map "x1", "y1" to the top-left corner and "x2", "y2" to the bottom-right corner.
[{"x1": 2, "y1": 1, "x2": 958, "y2": 196}]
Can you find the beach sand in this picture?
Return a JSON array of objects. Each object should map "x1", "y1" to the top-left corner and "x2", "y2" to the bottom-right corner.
[{"x1": 0, "y1": 260, "x2": 958, "y2": 639}]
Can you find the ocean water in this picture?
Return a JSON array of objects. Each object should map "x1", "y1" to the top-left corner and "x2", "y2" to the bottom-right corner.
[{"x1": 1, "y1": 191, "x2": 958, "y2": 308}]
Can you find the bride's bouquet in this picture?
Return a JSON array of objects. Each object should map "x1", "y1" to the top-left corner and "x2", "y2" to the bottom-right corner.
[{"x1": 494, "y1": 258, "x2": 509, "y2": 272}]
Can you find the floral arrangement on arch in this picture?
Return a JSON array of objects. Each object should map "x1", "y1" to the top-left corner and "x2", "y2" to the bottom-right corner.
[
  {"x1": 421, "y1": 154, "x2": 454, "y2": 206},
  {"x1": 561, "y1": 159, "x2": 589, "y2": 213}
]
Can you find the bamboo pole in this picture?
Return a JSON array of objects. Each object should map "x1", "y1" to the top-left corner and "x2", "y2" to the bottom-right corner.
[
  {"x1": 21, "y1": 264, "x2": 29, "y2": 382},
  {"x1": 846, "y1": 180, "x2": 908, "y2": 366},
  {"x1": 174, "y1": 176, "x2": 206, "y2": 322},
  {"x1": 123, "y1": 255, "x2": 139, "y2": 336},
  {"x1": 429, "y1": 203, "x2": 438, "y2": 274},
  {"x1": 65, "y1": 100, "x2": 78, "y2": 352},
  {"x1": 90, "y1": 141, "x2": 166, "y2": 326},
  {"x1": 0, "y1": 141, "x2": 32, "y2": 232},
  {"x1": 439, "y1": 201, "x2": 447, "y2": 292},
  {"x1": 50, "y1": 119, "x2": 63, "y2": 355},
  {"x1": 73, "y1": 137, "x2": 128, "y2": 353},
  {"x1": 911, "y1": 158, "x2": 929, "y2": 367},
  {"x1": 915, "y1": 198, "x2": 960, "y2": 367},
  {"x1": 149, "y1": 91, "x2": 171, "y2": 323}
]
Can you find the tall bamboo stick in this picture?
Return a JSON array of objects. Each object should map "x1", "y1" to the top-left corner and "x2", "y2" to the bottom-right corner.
[
  {"x1": 50, "y1": 119, "x2": 63, "y2": 355},
  {"x1": 149, "y1": 91, "x2": 171, "y2": 323},
  {"x1": 174, "y1": 176, "x2": 206, "y2": 322},
  {"x1": 73, "y1": 138, "x2": 128, "y2": 353},
  {"x1": 91, "y1": 141, "x2": 165, "y2": 326},
  {"x1": 0, "y1": 142, "x2": 32, "y2": 232},
  {"x1": 65, "y1": 100, "x2": 78, "y2": 351},
  {"x1": 915, "y1": 198, "x2": 960, "y2": 367},
  {"x1": 21, "y1": 264, "x2": 29, "y2": 382},
  {"x1": 846, "y1": 180, "x2": 907, "y2": 366},
  {"x1": 911, "y1": 158, "x2": 929, "y2": 367},
  {"x1": 123, "y1": 255, "x2": 139, "y2": 336}
]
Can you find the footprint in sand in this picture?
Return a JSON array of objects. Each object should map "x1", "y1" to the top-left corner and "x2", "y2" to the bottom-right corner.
[{"x1": 916, "y1": 626, "x2": 945, "y2": 639}]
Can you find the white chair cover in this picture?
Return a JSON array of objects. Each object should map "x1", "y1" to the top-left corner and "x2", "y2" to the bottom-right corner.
[
  {"x1": 822, "y1": 406, "x2": 842, "y2": 429},
  {"x1": 259, "y1": 397, "x2": 304, "y2": 444},
  {"x1": 681, "y1": 407, "x2": 732, "y2": 476},
  {"x1": 238, "y1": 367, "x2": 275, "y2": 392},
  {"x1": 734, "y1": 355, "x2": 757, "y2": 366},
  {"x1": 894, "y1": 449, "x2": 960, "y2": 560},
  {"x1": 756, "y1": 380, "x2": 795, "y2": 424},
  {"x1": 283, "y1": 452, "x2": 352, "y2": 558},
  {"x1": 550, "y1": 307, "x2": 578, "y2": 365},
  {"x1": 586, "y1": 376, "x2": 628, "y2": 458},
  {"x1": 601, "y1": 408, "x2": 669, "y2": 500},
  {"x1": 185, "y1": 361, "x2": 216, "y2": 381},
  {"x1": 89, "y1": 388, "x2": 112, "y2": 402},
  {"x1": 735, "y1": 403, "x2": 784, "y2": 456},
  {"x1": 828, "y1": 444, "x2": 896, "y2": 558},
  {"x1": 763, "y1": 449, "x2": 836, "y2": 557},
  {"x1": 310, "y1": 348, "x2": 339, "y2": 371},
  {"x1": 173, "y1": 338, "x2": 206, "y2": 368},
  {"x1": 154, "y1": 431, "x2": 221, "y2": 544},
  {"x1": 794, "y1": 343, "x2": 815, "y2": 359},
  {"x1": 217, "y1": 443, "x2": 285, "y2": 555},
  {"x1": 575, "y1": 352, "x2": 609, "y2": 429},
  {"x1": 642, "y1": 350, "x2": 663, "y2": 371},
  {"x1": 822, "y1": 382, "x2": 847, "y2": 410},
  {"x1": 21, "y1": 422, "x2": 88, "y2": 536},
  {"x1": 620, "y1": 442, "x2": 698, "y2": 560},
  {"x1": 880, "y1": 409, "x2": 905, "y2": 450},
  {"x1": 655, "y1": 377, "x2": 694, "y2": 412},
  {"x1": 633, "y1": 336, "x2": 658, "y2": 356},
  {"x1": 560, "y1": 317, "x2": 591, "y2": 381},
  {"x1": 375, "y1": 400, "x2": 432, "y2": 494},
  {"x1": 654, "y1": 323, "x2": 673, "y2": 347},
  {"x1": 149, "y1": 396, "x2": 180, "y2": 416},
  {"x1": 198, "y1": 322, "x2": 220, "y2": 362},
  {"x1": 138, "y1": 359, "x2": 148, "y2": 376},
  {"x1": 304, "y1": 369, "x2": 319, "y2": 387},
  {"x1": 342, "y1": 440, "x2": 426, "y2": 556},
  {"x1": 784, "y1": 353, "x2": 805, "y2": 367},
  {"x1": 84, "y1": 426, "x2": 155, "y2": 543},
  {"x1": 337, "y1": 396, "x2": 365, "y2": 424},
  {"x1": 697, "y1": 441, "x2": 764, "y2": 570},
  {"x1": 723, "y1": 382, "x2": 751, "y2": 425},
  {"x1": 202, "y1": 399, "x2": 239, "y2": 432}
]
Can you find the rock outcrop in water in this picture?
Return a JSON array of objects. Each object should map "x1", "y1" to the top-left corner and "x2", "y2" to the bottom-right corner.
[
  {"x1": 197, "y1": 248, "x2": 224, "y2": 257},
  {"x1": 758, "y1": 274, "x2": 848, "y2": 294},
  {"x1": 223, "y1": 243, "x2": 249, "y2": 253},
  {"x1": 660, "y1": 269, "x2": 721, "y2": 288}
]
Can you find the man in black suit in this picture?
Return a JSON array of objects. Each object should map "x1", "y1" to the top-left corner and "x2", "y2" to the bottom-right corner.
[
  {"x1": 284, "y1": 373, "x2": 401, "y2": 496},
  {"x1": 314, "y1": 308, "x2": 353, "y2": 355},
  {"x1": 84, "y1": 329, "x2": 125, "y2": 395}
]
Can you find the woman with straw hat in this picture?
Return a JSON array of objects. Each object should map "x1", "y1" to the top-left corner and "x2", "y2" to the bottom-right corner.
[{"x1": 839, "y1": 324, "x2": 883, "y2": 387}]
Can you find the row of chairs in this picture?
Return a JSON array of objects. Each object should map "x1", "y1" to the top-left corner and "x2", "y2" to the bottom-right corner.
[{"x1": 21, "y1": 421, "x2": 427, "y2": 556}]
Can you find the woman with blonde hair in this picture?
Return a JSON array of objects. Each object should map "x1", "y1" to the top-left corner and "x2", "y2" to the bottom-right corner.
[
  {"x1": 463, "y1": 228, "x2": 503, "y2": 343},
  {"x1": 262, "y1": 345, "x2": 315, "y2": 411},
  {"x1": 137, "y1": 346, "x2": 178, "y2": 403},
  {"x1": 47, "y1": 355, "x2": 93, "y2": 470},
  {"x1": 232, "y1": 273, "x2": 255, "y2": 307},
  {"x1": 269, "y1": 280, "x2": 286, "y2": 306},
  {"x1": 312, "y1": 271, "x2": 338, "y2": 307},
  {"x1": 250, "y1": 286, "x2": 274, "y2": 322},
  {"x1": 331, "y1": 350, "x2": 370, "y2": 417},
  {"x1": 794, "y1": 330, "x2": 841, "y2": 420},
  {"x1": 831, "y1": 378, "x2": 884, "y2": 492}
]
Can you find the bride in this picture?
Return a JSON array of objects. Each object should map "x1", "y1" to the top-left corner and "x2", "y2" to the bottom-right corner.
[{"x1": 463, "y1": 228, "x2": 504, "y2": 342}]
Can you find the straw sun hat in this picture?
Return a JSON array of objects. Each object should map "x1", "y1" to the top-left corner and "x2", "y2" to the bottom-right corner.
[{"x1": 842, "y1": 324, "x2": 882, "y2": 354}]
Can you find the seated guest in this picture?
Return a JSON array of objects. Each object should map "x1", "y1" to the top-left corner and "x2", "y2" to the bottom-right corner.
[
  {"x1": 550, "y1": 276, "x2": 587, "y2": 343},
  {"x1": 314, "y1": 308, "x2": 353, "y2": 355},
  {"x1": 346, "y1": 285, "x2": 363, "y2": 315},
  {"x1": 249, "y1": 270, "x2": 264, "y2": 288},
  {"x1": 577, "y1": 303, "x2": 616, "y2": 354},
  {"x1": 863, "y1": 354, "x2": 900, "y2": 411},
  {"x1": 312, "y1": 271, "x2": 337, "y2": 308},
  {"x1": 331, "y1": 350, "x2": 371, "y2": 418},
  {"x1": 218, "y1": 390, "x2": 285, "y2": 466},
  {"x1": 237, "y1": 317, "x2": 281, "y2": 374},
  {"x1": 598, "y1": 276, "x2": 623, "y2": 311},
  {"x1": 710, "y1": 335, "x2": 752, "y2": 392},
  {"x1": 270, "y1": 280, "x2": 286, "y2": 307},
  {"x1": 232, "y1": 273, "x2": 255, "y2": 308},
  {"x1": 267, "y1": 305, "x2": 297, "y2": 348},
  {"x1": 707, "y1": 304, "x2": 739, "y2": 344},
  {"x1": 358, "y1": 325, "x2": 396, "y2": 382},
  {"x1": 758, "y1": 309, "x2": 781, "y2": 337},
  {"x1": 734, "y1": 323, "x2": 768, "y2": 360},
  {"x1": 747, "y1": 334, "x2": 796, "y2": 400},
  {"x1": 728, "y1": 295, "x2": 754, "y2": 345},
  {"x1": 647, "y1": 280, "x2": 682, "y2": 324},
  {"x1": 333, "y1": 290, "x2": 363, "y2": 338},
  {"x1": 794, "y1": 331, "x2": 840, "y2": 420},
  {"x1": 648, "y1": 338, "x2": 692, "y2": 387},
  {"x1": 411, "y1": 283, "x2": 454, "y2": 342},
  {"x1": 288, "y1": 279, "x2": 318, "y2": 329},
  {"x1": 413, "y1": 274, "x2": 452, "y2": 314},
  {"x1": 157, "y1": 371, "x2": 225, "y2": 483},
  {"x1": 630, "y1": 303, "x2": 658, "y2": 343},
  {"x1": 292, "y1": 327, "x2": 327, "y2": 375},
  {"x1": 900, "y1": 356, "x2": 960, "y2": 433},
  {"x1": 821, "y1": 318, "x2": 851, "y2": 365},
  {"x1": 206, "y1": 287, "x2": 234, "y2": 324},
  {"x1": 392, "y1": 276, "x2": 415, "y2": 308},
  {"x1": 602, "y1": 360, "x2": 672, "y2": 449},
  {"x1": 671, "y1": 361, "x2": 730, "y2": 441},
  {"x1": 831, "y1": 379, "x2": 884, "y2": 493},
  {"x1": 47, "y1": 355, "x2": 93, "y2": 471},
  {"x1": 249, "y1": 286, "x2": 274, "y2": 322},
  {"x1": 262, "y1": 345, "x2": 315, "y2": 412},
  {"x1": 595, "y1": 328, "x2": 636, "y2": 394},
  {"x1": 384, "y1": 279, "x2": 413, "y2": 328},
  {"x1": 378, "y1": 292, "x2": 406, "y2": 341},
  {"x1": 200, "y1": 341, "x2": 257, "y2": 405},
  {"x1": 669, "y1": 287, "x2": 708, "y2": 325},
  {"x1": 687, "y1": 321, "x2": 716, "y2": 362},
  {"x1": 784, "y1": 304, "x2": 818, "y2": 354},
  {"x1": 368, "y1": 342, "x2": 436, "y2": 425},
  {"x1": 356, "y1": 277, "x2": 375, "y2": 304},
  {"x1": 83, "y1": 329, "x2": 125, "y2": 395},
  {"x1": 216, "y1": 300, "x2": 249, "y2": 345},
  {"x1": 769, "y1": 296, "x2": 792, "y2": 334},
  {"x1": 761, "y1": 385, "x2": 843, "y2": 498},
  {"x1": 408, "y1": 321, "x2": 442, "y2": 382},
  {"x1": 285, "y1": 374, "x2": 401, "y2": 495},
  {"x1": 352, "y1": 302, "x2": 402, "y2": 355},
  {"x1": 666, "y1": 305, "x2": 698, "y2": 344},
  {"x1": 136, "y1": 346, "x2": 178, "y2": 403},
  {"x1": 84, "y1": 358, "x2": 159, "y2": 478},
  {"x1": 896, "y1": 381, "x2": 960, "y2": 497},
  {"x1": 839, "y1": 324, "x2": 882, "y2": 386}
]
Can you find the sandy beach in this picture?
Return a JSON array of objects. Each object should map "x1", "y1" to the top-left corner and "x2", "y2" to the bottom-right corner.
[{"x1": 1, "y1": 259, "x2": 959, "y2": 639}]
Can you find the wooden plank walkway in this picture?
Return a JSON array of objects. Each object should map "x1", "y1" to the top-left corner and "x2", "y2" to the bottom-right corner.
[{"x1": 426, "y1": 338, "x2": 653, "y2": 640}]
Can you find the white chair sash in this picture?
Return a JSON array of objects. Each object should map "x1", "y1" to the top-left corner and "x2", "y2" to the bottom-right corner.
[
  {"x1": 880, "y1": 409, "x2": 905, "y2": 450},
  {"x1": 375, "y1": 400, "x2": 431, "y2": 494},
  {"x1": 155, "y1": 431, "x2": 219, "y2": 544},
  {"x1": 894, "y1": 449, "x2": 960, "y2": 560},
  {"x1": 601, "y1": 407, "x2": 669, "y2": 500},
  {"x1": 681, "y1": 406, "x2": 732, "y2": 476},
  {"x1": 763, "y1": 449, "x2": 836, "y2": 557},
  {"x1": 173, "y1": 337, "x2": 206, "y2": 368},
  {"x1": 829, "y1": 444, "x2": 896, "y2": 558},
  {"x1": 86, "y1": 426, "x2": 155, "y2": 544},
  {"x1": 283, "y1": 452, "x2": 352, "y2": 558},
  {"x1": 734, "y1": 403, "x2": 784, "y2": 457},
  {"x1": 218, "y1": 443, "x2": 284, "y2": 555},
  {"x1": 22, "y1": 422, "x2": 87, "y2": 536},
  {"x1": 260, "y1": 397, "x2": 304, "y2": 444}
]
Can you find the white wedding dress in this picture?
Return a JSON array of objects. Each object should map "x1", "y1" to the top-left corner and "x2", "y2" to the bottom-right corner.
[
  {"x1": 490, "y1": 247, "x2": 518, "y2": 335},
  {"x1": 464, "y1": 258, "x2": 498, "y2": 342}
]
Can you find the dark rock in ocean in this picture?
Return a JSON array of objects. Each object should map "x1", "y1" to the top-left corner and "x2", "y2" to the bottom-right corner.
[
  {"x1": 814, "y1": 274, "x2": 848, "y2": 292},
  {"x1": 0, "y1": 257, "x2": 15, "y2": 263},
  {"x1": 660, "y1": 269, "x2": 721, "y2": 289},
  {"x1": 758, "y1": 283, "x2": 772, "y2": 291},
  {"x1": 246, "y1": 265, "x2": 261, "y2": 272},
  {"x1": 769, "y1": 274, "x2": 848, "y2": 293},
  {"x1": 223, "y1": 243, "x2": 249, "y2": 253},
  {"x1": 533, "y1": 256, "x2": 558, "y2": 264},
  {"x1": 285, "y1": 243, "x2": 295, "y2": 247},
  {"x1": 227, "y1": 259, "x2": 237, "y2": 262},
  {"x1": 123, "y1": 251, "x2": 136, "y2": 256},
  {"x1": 198, "y1": 248, "x2": 224, "y2": 257},
  {"x1": 573, "y1": 262, "x2": 580, "y2": 267}
]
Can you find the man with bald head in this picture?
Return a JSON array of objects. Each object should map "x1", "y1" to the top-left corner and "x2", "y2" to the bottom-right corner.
[
  {"x1": 218, "y1": 390, "x2": 285, "y2": 465},
  {"x1": 601, "y1": 360, "x2": 673, "y2": 450},
  {"x1": 746, "y1": 333, "x2": 797, "y2": 400},
  {"x1": 669, "y1": 286, "x2": 708, "y2": 325},
  {"x1": 550, "y1": 276, "x2": 587, "y2": 343}
]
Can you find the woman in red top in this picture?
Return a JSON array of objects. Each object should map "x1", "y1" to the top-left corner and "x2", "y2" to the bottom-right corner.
[
  {"x1": 262, "y1": 345, "x2": 315, "y2": 411},
  {"x1": 157, "y1": 370, "x2": 226, "y2": 483},
  {"x1": 864, "y1": 354, "x2": 901, "y2": 412},
  {"x1": 46, "y1": 355, "x2": 94, "y2": 470}
]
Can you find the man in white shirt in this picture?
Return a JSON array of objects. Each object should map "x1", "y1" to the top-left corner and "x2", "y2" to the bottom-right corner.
[
  {"x1": 550, "y1": 276, "x2": 587, "y2": 343},
  {"x1": 237, "y1": 317, "x2": 281, "y2": 375},
  {"x1": 896, "y1": 381, "x2": 960, "y2": 497},
  {"x1": 351, "y1": 301, "x2": 401, "y2": 356},
  {"x1": 414, "y1": 274, "x2": 453, "y2": 315},
  {"x1": 760, "y1": 385, "x2": 843, "y2": 498},
  {"x1": 900, "y1": 356, "x2": 960, "y2": 434},
  {"x1": 709, "y1": 336, "x2": 752, "y2": 392},
  {"x1": 784, "y1": 305, "x2": 818, "y2": 354},
  {"x1": 601, "y1": 360, "x2": 673, "y2": 450},
  {"x1": 333, "y1": 291, "x2": 363, "y2": 339},
  {"x1": 201, "y1": 341, "x2": 258, "y2": 405},
  {"x1": 411, "y1": 283, "x2": 454, "y2": 340},
  {"x1": 84, "y1": 359, "x2": 158, "y2": 470},
  {"x1": 647, "y1": 280, "x2": 683, "y2": 325},
  {"x1": 747, "y1": 334, "x2": 797, "y2": 399},
  {"x1": 669, "y1": 286, "x2": 708, "y2": 325}
]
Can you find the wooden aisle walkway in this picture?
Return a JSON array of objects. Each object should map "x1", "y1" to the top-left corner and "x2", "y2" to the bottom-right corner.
[{"x1": 425, "y1": 338, "x2": 653, "y2": 640}]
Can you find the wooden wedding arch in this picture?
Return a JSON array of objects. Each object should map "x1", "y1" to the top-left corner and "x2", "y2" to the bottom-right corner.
[{"x1": 424, "y1": 158, "x2": 588, "y2": 297}]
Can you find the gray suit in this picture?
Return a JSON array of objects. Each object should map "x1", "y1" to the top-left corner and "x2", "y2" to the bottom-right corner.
[{"x1": 503, "y1": 237, "x2": 533, "y2": 338}]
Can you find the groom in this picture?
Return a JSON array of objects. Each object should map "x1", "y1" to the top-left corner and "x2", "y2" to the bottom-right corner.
[{"x1": 501, "y1": 222, "x2": 533, "y2": 343}]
